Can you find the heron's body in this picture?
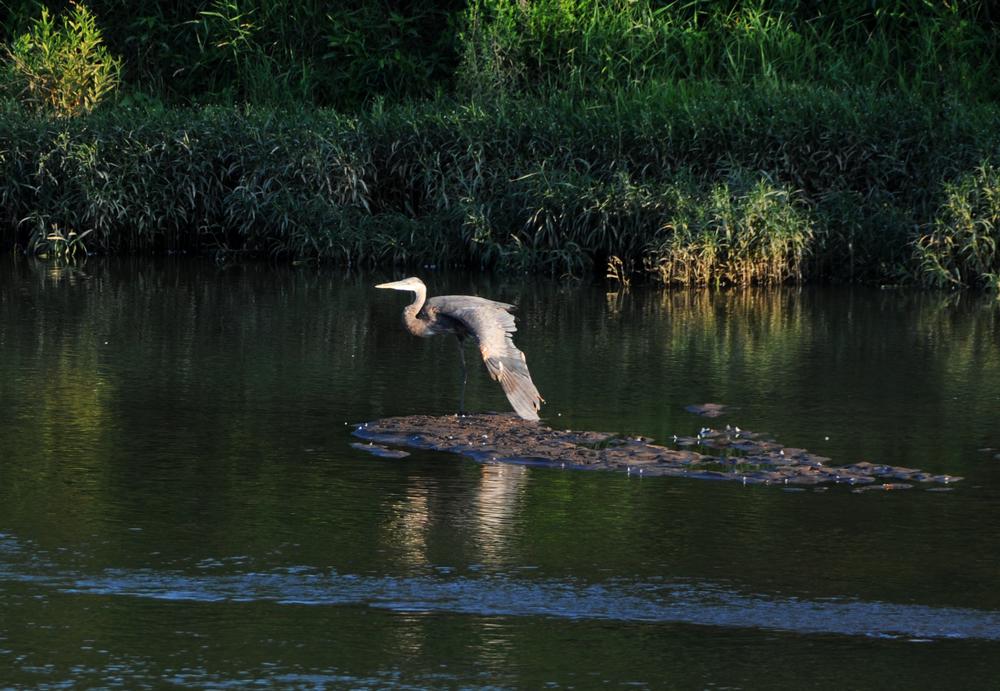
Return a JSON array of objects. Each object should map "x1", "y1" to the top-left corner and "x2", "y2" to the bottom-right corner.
[{"x1": 376, "y1": 277, "x2": 544, "y2": 421}]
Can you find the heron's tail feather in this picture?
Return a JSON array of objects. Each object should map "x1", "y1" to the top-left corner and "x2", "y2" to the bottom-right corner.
[{"x1": 485, "y1": 354, "x2": 544, "y2": 421}]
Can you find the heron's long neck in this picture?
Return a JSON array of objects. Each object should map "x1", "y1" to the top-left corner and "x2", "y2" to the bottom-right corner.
[{"x1": 402, "y1": 285, "x2": 429, "y2": 337}]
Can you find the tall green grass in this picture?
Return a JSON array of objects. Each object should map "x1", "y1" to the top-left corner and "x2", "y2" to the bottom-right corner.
[
  {"x1": 459, "y1": 0, "x2": 998, "y2": 102},
  {"x1": 2, "y1": 1, "x2": 996, "y2": 108},
  {"x1": 1, "y1": 0, "x2": 462, "y2": 109},
  {"x1": 916, "y1": 163, "x2": 1000, "y2": 291},
  {"x1": 2, "y1": 84, "x2": 997, "y2": 286},
  {"x1": 1, "y1": 2, "x2": 121, "y2": 117},
  {"x1": 644, "y1": 174, "x2": 812, "y2": 286}
]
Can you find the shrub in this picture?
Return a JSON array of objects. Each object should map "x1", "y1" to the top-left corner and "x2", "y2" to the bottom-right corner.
[
  {"x1": 646, "y1": 174, "x2": 813, "y2": 287},
  {"x1": 2, "y1": 1, "x2": 121, "y2": 117},
  {"x1": 916, "y1": 164, "x2": 1000, "y2": 291}
]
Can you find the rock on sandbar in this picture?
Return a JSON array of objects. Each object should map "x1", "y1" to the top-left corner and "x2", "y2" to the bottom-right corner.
[{"x1": 685, "y1": 403, "x2": 731, "y2": 417}]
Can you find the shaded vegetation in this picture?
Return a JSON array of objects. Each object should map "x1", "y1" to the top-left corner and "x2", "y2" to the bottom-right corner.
[
  {"x1": 2, "y1": 86, "x2": 998, "y2": 284},
  {"x1": 3, "y1": 1, "x2": 996, "y2": 109},
  {"x1": 1, "y1": 1, "x2": 999, "y2": 287},
  {"x1": 1, "y1": 0, "x2": 463, "y2": 109},
  {"x1": 916, "y1": 163, "x2": 1000, "y2": 291}
]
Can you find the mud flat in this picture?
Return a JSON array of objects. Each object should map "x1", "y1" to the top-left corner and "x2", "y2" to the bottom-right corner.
[{"x1": 351, "y1": 414, "x2": 961, "y2": 490}]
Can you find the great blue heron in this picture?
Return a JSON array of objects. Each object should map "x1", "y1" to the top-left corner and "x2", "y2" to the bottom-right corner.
[{"x1": 375, "y1": 277, "x2": 544, "y2": 421}]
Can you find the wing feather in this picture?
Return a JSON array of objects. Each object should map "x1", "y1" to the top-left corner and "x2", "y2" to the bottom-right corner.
[{"x1": 427, "y1": 295, "x2": 544, "y2": 421}]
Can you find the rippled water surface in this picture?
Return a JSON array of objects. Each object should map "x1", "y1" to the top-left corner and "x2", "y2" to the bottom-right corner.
[{"x1": 2, "y1": 259, "x2": 1000, "y2": 688}]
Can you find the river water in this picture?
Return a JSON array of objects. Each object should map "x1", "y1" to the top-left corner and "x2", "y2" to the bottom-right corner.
[{"x1": 2, "y1": 259, "x2": 1000, "y2": 688}]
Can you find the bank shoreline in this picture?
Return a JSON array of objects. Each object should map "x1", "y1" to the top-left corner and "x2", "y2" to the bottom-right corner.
[{"x1": 2, "y1": 86, "x2": 998, "y2": 289}]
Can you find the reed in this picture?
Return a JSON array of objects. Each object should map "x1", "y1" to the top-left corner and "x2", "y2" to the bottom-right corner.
[
  {"x1": 458, "y1": 0, "x2": 999, "y2": 104},
  {"x1": 2, "y1": 1, "x2": 995, "y2": 108},
  {"x1": 1, "y1": 83, "x2": 997, "y2": 286},
  {"x1": 2, "y1": 2, "x2": 121, "y2": 117},
  {"x1": 645, "y1": 174, "x2": 812, "y2": 287},
  {"x1": 1, "y1": 0, "x2": 462, "y2": 110},
  {"x1": 915, "y1": 163, "x2": 1000, "y2": 291}
]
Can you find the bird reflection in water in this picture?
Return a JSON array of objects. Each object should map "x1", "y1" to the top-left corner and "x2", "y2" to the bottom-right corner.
[
  {"x1": 471, "y1": 464, "x2": 528, "y2": 567},
  {"x1": 382, "y1": 483, "x2": 432, "y2": 569}
]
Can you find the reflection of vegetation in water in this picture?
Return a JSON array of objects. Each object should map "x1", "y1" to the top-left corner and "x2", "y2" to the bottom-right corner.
[
  {"x1": 0, "y1": 261, "x2": 116, "y2": 536},
  {"x1": 912, "y1": 291, "x2": 1000, "y2": 439},
  {"x1": 0, "y1": 260, "x2": 380, "y2": 553},
  {"x1": 2, "y1": 263, "x2": 1000, "y2": 629},
  {"x1": 3, "y1": 262, "x2": 999, "y2": 546},
  {"x1": 594, "y1": 289, "x2": 811, "y2": 420},
  {"x1": 531, "y1": 282, "x2": 1000, "y2": 472}
]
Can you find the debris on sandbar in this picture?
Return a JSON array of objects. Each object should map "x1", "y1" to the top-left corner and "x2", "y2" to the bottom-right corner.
[{"x1": 351, "y1": 413, "x2": 961, "y2": 489}]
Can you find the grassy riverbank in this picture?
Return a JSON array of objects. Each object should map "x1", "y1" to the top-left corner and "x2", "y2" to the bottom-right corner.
[
  {"x1": 2, "y1": 1, "x2": 999, "y2": 287},
  {"x1": 2, "y1": 86, "x2": 999, "y2": 286}
]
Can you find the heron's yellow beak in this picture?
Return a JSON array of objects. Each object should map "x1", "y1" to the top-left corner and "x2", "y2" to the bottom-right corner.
[{"x1": 375, "y1": 279, "x2": 410, "y2": 290}]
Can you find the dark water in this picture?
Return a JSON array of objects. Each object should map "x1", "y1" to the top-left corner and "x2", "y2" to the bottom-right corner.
[{"x1": 2, "y1": 259, "x2": 1000, "y2": 689}]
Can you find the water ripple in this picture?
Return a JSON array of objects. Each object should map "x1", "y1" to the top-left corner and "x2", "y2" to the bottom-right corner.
[
  {"x1": 3, "y1": 532, "x2": 999, "y2": 641},
  {"x1": 24, "y1": 567, "x2": 1000, "y2": 641}
]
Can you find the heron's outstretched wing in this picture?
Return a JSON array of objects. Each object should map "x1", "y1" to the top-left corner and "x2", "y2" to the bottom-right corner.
[{"x1": 428, "y1": 296, "x2": 544, "y2": 421}]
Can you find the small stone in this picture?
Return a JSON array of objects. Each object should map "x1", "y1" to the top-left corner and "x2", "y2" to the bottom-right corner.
[
  {"x1": 349, "y1": 442, "x2": 410, "y2": 459},
  {"x1": 685, "y1": 403, "x2": 729, "y2": 417}
]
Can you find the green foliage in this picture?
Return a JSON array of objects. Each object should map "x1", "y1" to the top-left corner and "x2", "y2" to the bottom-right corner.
[
  {"x1": 2, "y1": 1, "x2": 121, "y2": 116},
  {"x1": 457, "y1": 0, "x2": 999, "y2": 102},
  {"x1": 646, "y1": 174, "x2": 812, "y2": 287},
  {"x1": 2, "y1": 1, "x2": 996, "y2": 108},
  {"x1": 29, "y1": 224, "x2": 93, "y2": 258},
  {"x1": 1, "y1": 85, "x2": 997, "y2": 285},
  {"x1": 916, "y1": 163, "x2": 1000, "y2": 291},
  {"x1": 0, "y1": 0, "x2": 462, "y2": 109},
  {"x1": 322, "y1": 3, "x2": 461, "y2": 108}
]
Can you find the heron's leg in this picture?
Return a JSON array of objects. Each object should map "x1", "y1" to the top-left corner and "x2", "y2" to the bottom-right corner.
[{"x1": 456, "y1": 336, "x2": 468, "y2": 414}]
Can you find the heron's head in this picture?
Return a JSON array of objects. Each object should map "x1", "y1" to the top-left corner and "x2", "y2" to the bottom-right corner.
[{"x1": 375, "y1": 277, "x2": 425, "y2": 293}]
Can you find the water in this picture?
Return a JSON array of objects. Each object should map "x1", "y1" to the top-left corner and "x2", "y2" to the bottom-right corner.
[{"x1": 2, "y1": 259, "x2": 1000, "y2": 689}]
